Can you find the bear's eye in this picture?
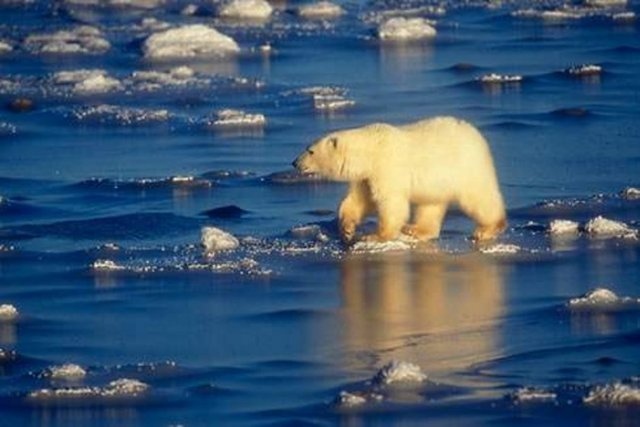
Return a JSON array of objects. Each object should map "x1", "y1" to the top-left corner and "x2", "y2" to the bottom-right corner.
[{"x1": 307, "y1": 149, "x2": 314, "y2": 155}]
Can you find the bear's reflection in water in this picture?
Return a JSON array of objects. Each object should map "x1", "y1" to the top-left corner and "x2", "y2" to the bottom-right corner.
[{"x1": 339, "y1": 251, "x2": 505, "y2": 382}]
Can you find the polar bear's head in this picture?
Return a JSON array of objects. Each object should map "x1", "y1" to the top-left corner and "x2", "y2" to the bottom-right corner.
[{"x1": 293, "y1": 124, "x2": 393, "y2": 181}]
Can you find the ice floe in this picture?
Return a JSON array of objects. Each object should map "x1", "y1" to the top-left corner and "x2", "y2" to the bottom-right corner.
[
  {"x1": 0, "y1": 41, "x2": 12, "y2": 54},
  {"x1": 219, "y1": 0, "x2": 273, "y2": 20},
  {"x1": 92, "y1": 259, "x2": 126, "y2": 271},
  {"x1": 584, "y1": 0, "x2": 627, "y2": 6},
  {"x1": 567, "y1": 288, "x2": 640, "y2": 310},
  {"x1": 297, "y1": 86, "x2": 355, "y2": 112},
  {"x1": 297, "y1": 1, "x2": 345, "y2": 19},
  {"x1": 621, "y1": 187, "x2": 640, "y2": 200},
  {"x1": 350, "y1": 239, "x2": 412, "y2": 253},
  {"x1": 201, "y1": 226, "x2": 240, "y2": 253},
  {"x1": 549, "y1": 219, "x2": 580, "y2": 236},
  {"x1": 334, "y1": 390, "x2": 384, "y2": 408},
  {"x1": 206, "y1": 109, "x2": 266, "y2": 129},
  {"x1": 513, "y1": 4, "x2": 634, "y2": 22},
  {"x1": 0, "y1": 304, "x2": 18, "y2": 321},
  {"x1": 53, "y1": 69, "x2": 122, "y2": 95},
  {"x1": 28, "y1": 378, "x2": 149, "y2": 402},
  {"x1": 584, "y1": 216, "x2": 637, "y2": 239},
  {"x1": 143, "y1": 25, "x2": 240, "y2": 60},
  {"x1": 24, "y1": 25, "x2": 110, "y2": 55},
  {"x1": 70, "y1": 105, "x2": 169, "y2": 125},
  {"x1": 44, "y1": 364, "x2": 87, "y2": 380},
  {"x1": 131, "y1": 66, "x2": 196, "y2": 90},
  {"x1": 584, "y1": 382, "x2": 640, "y2": 406},
  {"x1": 378, "y1": 17, "x2": 437, "y2": 41},
  {"x1": 289, "y1": 224, "x2": 329, "y2": 242},
  {"x1": 478, "y1": 73, "x2": 523, "y2": 84},
  {"x1": 63, "y1": 0, "x2": 164, "y2": 9},
  {"x1": 479, "y1": 243, "x2": 521, "y2": 255},
  {"x1": 372, "y1": 361, "x2": 428, "y2": 386},
  {"x1": 564, "y1": 64, "x2": 602, "y2": 76},
  {"x1": 509, "y1": 387, "x2": 558, "y2": 403}
]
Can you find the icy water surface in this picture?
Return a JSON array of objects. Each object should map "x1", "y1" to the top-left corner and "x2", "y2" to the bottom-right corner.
[{"x1": 1, "y1": 0, "x2": 640, "y2": 425}]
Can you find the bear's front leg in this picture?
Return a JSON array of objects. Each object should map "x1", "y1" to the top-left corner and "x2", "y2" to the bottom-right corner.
[
  {"x1": 363, "y1": 196, "x2": 410, "y2": 243},
  {"x1": 338, "y1": 181, "x2": 374, "y2": 243}
]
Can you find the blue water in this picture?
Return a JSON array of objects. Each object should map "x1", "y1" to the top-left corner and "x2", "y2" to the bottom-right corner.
[{"x1": 1, "y1": 0, "x2": 640, "y2": 425}]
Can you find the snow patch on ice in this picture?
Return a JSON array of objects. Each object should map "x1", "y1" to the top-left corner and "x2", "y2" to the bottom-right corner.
[
  {"x1": 372, "y1": 361, "x2": 428, "y2": 386},
  {"x1": 584, "y1": 216, "x2": 637, "y2": 239},
  {"x1": 219, "y1": 0, "x2": 273, "y2": 20},
  {"x1": 568, "y1": 288, "x2": 640, "y2": 310},
  {"x1": 298, "y1": 1, "x2": 344, "y2": 19},
  {"x1": 549, "y1": 219, "x2": 580, "y2": 236},
  {"x1": 24, "y1": 25, "x2": 110, "y2": 55},
  {"x1": 378, "y1": 17, "x2": 436, "y2": 41},
  {"x1": 0, "y1": 304, "x2": 19, "y2": 321},
  {"x1": 143, "y1": 25, "x2": 240, "y2": 60},
  {"x1": 584, "y1": 382, "x2": 640, "y2": 406},
  {"x1": 201, "y1": 227, "x2": 240, "y2": 253}
]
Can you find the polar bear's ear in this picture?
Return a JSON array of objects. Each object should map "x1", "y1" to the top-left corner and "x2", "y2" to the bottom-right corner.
[{"x1": 329, "y1": 137, "x2": 338, "y2": 149}]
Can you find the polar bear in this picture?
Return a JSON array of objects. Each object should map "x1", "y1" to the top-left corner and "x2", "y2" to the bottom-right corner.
[{"x1": 292, "y1": 116, "x2": 507, "y2": 243}]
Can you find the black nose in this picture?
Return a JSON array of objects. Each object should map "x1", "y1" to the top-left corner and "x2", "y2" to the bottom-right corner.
[{"x1": 292, "y1": 158, "x2": 298, "y2": 169}]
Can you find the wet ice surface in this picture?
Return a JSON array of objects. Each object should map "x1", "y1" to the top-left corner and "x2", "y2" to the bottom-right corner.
[{"x1": 1, "y1": 0, "x2": 640, "y2": 425}]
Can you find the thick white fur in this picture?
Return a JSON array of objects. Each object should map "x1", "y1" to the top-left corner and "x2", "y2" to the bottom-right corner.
[{"x1": 293, "y1": 116, "x2": 507, "y2": 243}]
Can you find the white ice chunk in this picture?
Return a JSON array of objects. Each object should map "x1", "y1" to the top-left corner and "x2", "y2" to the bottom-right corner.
[
  {"x1": 584, "y1": 383, "x2": 640, "y2": 406},
  {"x1": 372, "y1": 361, "x2": 427, "y2": 386},
  {"x1": 63, "y1": 0, "x2": 164, "y2": 8},
  {"x1": 0, "y1": 304, "x2": 18, "y2": 321},
  {"x1": 0, "y1": 41, "x2": 12, "y2": 54},
  {"x1": 378, "y1": 17, "x2": 436, "y2": 41},
  {"x1": 143, "y1": 25, "x2": 240, "y2": 59},
  {"x1": 480, "y1": 243, "x2": 520, "y2": 254},
  {"x1": 207, "y1": 109, "x2": 266, "y2": 128},
  {"x1": 621, "y1": 187, "x2": 640, "y2": 200},
  {"x1": 549, "y1": 219, "x2": 580, "y2": 236},
  {"x1": 92, "y1": 259, "x2": 125, "y2": 271},
  {"x1": 48, "y1": 364, "x2": 87, "y2": 380},
  {"x1": 298, "y1": 1, "x2": 344, "y2": 19},
  {"x1": 564, "y1": 64, "x2": 602, "y2": 76},
  {"x1": 201, "y1": 226, "x2": 240, "y2": 252},
  {"x1": 219, "y1": 0, "x2": 273, "y2": 20},
  {"x1": 28, "y1": 378, "x2": 149, "y2": 401},
  {"x1": 584, "y1": 216, "x2": 636, "y2": 238},
  {"x1": 584, "y1": 0, "x2": 627, "y2": 6},
  {"x1": 568, "y1": 288, "x2": 640, "y2": 310},
  {"x1": 73, "y1": 73, "x2": 122, "y2": 94},
  {"x1": 478, "y1": 73, "x2": 523, "y2": 83},
  {"x1": 24, "y1": 25, "x2": 110, "y2": 55},
  {"x1": 511, "y1": 387, "x2": 558, "y2": 403}
]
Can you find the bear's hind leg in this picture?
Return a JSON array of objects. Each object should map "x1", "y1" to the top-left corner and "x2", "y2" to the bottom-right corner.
[
  {"x1": 338, "y1": 181, "x2": 375, "y2": 243},
  {"x1": 402, "y1": 203, "x2": 448, "y2": 241}
]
